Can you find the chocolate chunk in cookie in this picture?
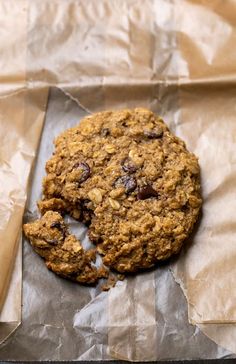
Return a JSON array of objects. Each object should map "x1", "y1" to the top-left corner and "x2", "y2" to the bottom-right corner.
[
  {"x1": 73, "y1": 162, "x2": 91, "y2": 183},
  {"x1": 114, "y1": 175, "x2": 137, "y2": 194},
  {"x1": 121, "y1": 158, "x2": 137, "y2": 174}
]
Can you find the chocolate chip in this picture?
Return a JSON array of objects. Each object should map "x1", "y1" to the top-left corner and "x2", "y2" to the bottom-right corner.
[
  {"x1": 101, "y1": 128, "x2": 110, "y2": 137},
  {"x1": 144, "y1": 127, "x2": 163, "y2": 139},
  {"x1": 74, "y1": 162, "x2": 90, "y2": 183},
  {"x1": 137, "y1": 185, "x2": 159, "y2": 200},
  {"x1": 50, "y1": 222, "x2": 61, "y2": 229},
  {"x1": 121, "y1": 158, "x2": 137, "y2": 174},
  {"x1": 114, "y1": 175, "x2": 137, "y2": 193}
]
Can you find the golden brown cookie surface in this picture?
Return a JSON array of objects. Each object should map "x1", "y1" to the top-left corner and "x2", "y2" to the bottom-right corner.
[{"x1": 32, "y1": 108, "x2": 201, "y2": 275}]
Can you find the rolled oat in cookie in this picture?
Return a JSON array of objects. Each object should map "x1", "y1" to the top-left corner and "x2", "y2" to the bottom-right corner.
[{"x1": 31, "y1": 108, "x2": 201, "y2": 278}]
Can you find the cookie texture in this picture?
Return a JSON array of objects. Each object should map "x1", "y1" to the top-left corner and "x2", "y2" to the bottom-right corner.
[
  {"x1": 23, "y1": 211, "x2": 108, "y2": 284},
  {"x1": 24, "y1": 108, "x2": 202, "y2": 284},
  {"x1": 33, "y1": 108, "x2": 202, "y2": 275}
]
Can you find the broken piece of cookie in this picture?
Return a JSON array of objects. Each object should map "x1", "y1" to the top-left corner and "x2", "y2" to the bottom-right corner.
[{"x1": 23, "y1": 211, "x2": 108, "y2": 284}]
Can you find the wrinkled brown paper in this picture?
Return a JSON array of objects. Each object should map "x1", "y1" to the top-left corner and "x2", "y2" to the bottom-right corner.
[
  {"x1": 0, "y1": 88, "x2": 48, "y2": 343},
  {"x1": 1, "y1": 0, "x2": 236, "y2": 360}
]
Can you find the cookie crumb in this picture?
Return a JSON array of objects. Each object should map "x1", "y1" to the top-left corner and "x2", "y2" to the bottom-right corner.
[
  {"x1": 101, "y1": 275, "x2": 117, "y2": 291},
  {"x1": 117, "y1": 274, "x2": 125, "y2": 281}
]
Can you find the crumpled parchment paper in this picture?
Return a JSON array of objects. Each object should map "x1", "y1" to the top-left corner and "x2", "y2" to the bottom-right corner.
[
  {"x1": 1, "y1": 0, "x2": 236, "y2": 360},
  {"x1": 0, "y1": 88, "x2": 232, "y2": 361},
  {"x1": 0, "y1": 88, "x2": 48, "y2": 343}
]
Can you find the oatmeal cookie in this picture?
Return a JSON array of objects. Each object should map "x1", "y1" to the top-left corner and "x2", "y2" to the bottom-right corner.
[
  {"x1": 35, "y1": 108, "x2": 201, "y2": 273},
  {"x1": 23, "y1": 211, "x2": 108, "y2": 283}
]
